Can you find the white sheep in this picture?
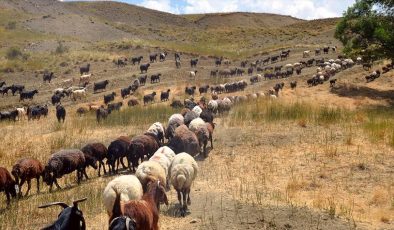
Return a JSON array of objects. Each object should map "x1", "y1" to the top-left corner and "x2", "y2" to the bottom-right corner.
[
  {"x1": 166, "y1": 114, "x2": 184, "y2": 140},
  {"x1": 71, "y1": 88, "x2": 87, "y2": 101},
  {"x1": 207, "y1": 100, "x2": 218, "y2": 113},
  {"x1": 135, "y1": 161, "x2": 166, "y2": 191},
  {"x1": 102, "y1": 175, "x2": 143, "y2": 217},
  {"x1": 192, "y1": 105, "x2": 202, "y2": 116},
  {"x1": 79, "y1": 73, "x2": 92, "y2": 84},
  {"x1": 170, "y1": 152, "x2": 198, "y2": 216},
  {"x1": 146, "y1": 122, "x2": 165, "y2": 144},
  {"x1": 303, "y1": 50, "x2": 310, "y2": 58},
  {"x1": 150, "y1": 146, "x2": 175, "y2": 189},
  {"x1": 189, "y1": 70, "x2": 197, "y2": 79},
  {"x1": 16, "y1": 107, "x2": 26, "y2": 120}
]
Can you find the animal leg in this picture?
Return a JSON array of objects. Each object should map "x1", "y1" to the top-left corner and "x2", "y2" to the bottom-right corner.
[
  {"x1": 186, "y1": 188, "x2": 191, "y2": 205},
  {"x1": 25, "y1": 179, "x2": 31, "y2": 196},
  {"x1": 36, "y1": 176, "x2": 40, "y2": 194}
]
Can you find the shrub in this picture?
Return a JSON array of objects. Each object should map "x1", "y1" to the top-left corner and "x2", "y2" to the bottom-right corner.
[
  {"x1": 55, "y1": 41, "x2": 69, "y2": 54},
  {"x1": 6, "y1": 47, "x2": 23, "y2": 60}
]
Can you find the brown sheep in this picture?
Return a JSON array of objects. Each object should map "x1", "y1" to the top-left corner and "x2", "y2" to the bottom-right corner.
[
  {"x1": 0, "y1": 167, "x2": 18, "y2": 206},
  {"x1": 11, "y1": 158, "x2": 44, "y2": 197},
  {"x1": 206, "y1": 122, "x2": 215, "y2": 150},
  {"x1": 167, "y1": 125, "x2": 200, "y2": 157},
  {"x1": 81, "y1": 143, "x2": 108, "y2": 176},
  {"x1": 127, "y1": 133, "x2": 160, "y2": 172},
  {"x1": 43, "y1": 149, "x2": 86, "y2": 192}
]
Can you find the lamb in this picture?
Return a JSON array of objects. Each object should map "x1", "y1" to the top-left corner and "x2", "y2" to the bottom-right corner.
[
  {"x1": 103, "y1": 175, "x2": 143, "y2": 217},
  {"x1": 81, "y1": 142, "x2": 108, "y2": 176},
  {"x1": 150, "y1": 146, "x2": 176, "y2": 189},
  {"x1": 189, "y1": 70, "x2": 197, "y2": 79},
  {"x1": 109, "y1": 180, "x2": 168, "y2": 230},
  {"x1": 146, "y1": 122, "x2": 165, "y2": 144},
  {"x1": 167, "y1": 125, "x2": 200, "y2": 156},
  {"x1": 0, "y1": 167, "x2": 18, "y2": 206},
  {"x1": 43, "y1": 149, "x2": 87, "y2": 191},
  {"x1": 107, "y1": 136, "x2": 131, "y2": 174},
  {"x1": 11, "y1": 158, "x2": 43, "y2": 197},
  {"x1": 135, "y1": 161, "x2": 166, "y2": 193},
  {"x1": 189, "y1": 118, "x2": 210, "y2": 157},
  {"x1": 165, "y1": 114, "x2": 184, "y2": 141},
  {"x1": 170, "y1": 152, "x2": 198, "y2": 216},
  {"x1": 16, "y1": 107, "x2": 26, "y2": 120}
]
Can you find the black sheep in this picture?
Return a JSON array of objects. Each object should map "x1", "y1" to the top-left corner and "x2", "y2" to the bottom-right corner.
[
  {"x1": 96, "y1": 106, "x2": 110, "y2": 123},
  {"x1": 138, "y1": 75, "x2": 147, "y2": 86},
  {"x1": 81, "y1": 143, "x2": 108, "y2": 176},
  {"x1": 11, "y1": 84, "x2": 25, "y2": 96},
  {"x1": 108, "y1": 102, "x2": 123, "y2": 112},
  {"x1": 20, "y1": 89, "x2": 38, "y2": 101},
  {"x1": 121, "y1": 86, "x2": 132, "y2": 99},
  {"x1": 143, "y1": 92, "x2": 156, "y2": 105},
  {"x1": 140, "y1": 63, "x2": 150, "y2": 73},
  {"x1": 56, "y1": 104, "x2": 66, "y2": 123},
  {"x1": 80, "y1": 63, "x2": 90, "y2": 75},
  {"x1": 94, "y1": 80, "x2": 109, "y2": 93},
  {"x1": 150, "y1": 73, "x2": 161, "y2": 84},
  {"x1": 43, "y1": 72, "x2": 54, "y2": 83},
  {"x1": 107, "y1": 136, "x2": 131, "y2": 174},
  {"x1": 131, "y1": 56, "x2": 143, "y2": 65},
  {"x1": 160, "y1": 89, "x2": 170, "y2": 102},
  {"x1": 104, "y1": 92, "x2": 116, "y2": 104}
]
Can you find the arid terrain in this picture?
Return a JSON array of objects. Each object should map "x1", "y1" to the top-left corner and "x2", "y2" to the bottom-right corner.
[{"x1": 0, "y1": 0, "x2": 393, "y2": 230}]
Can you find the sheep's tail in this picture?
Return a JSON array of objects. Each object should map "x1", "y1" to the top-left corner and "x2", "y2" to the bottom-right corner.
[{"x1": 176, "y1": 174, "x2": 187, "y2": 189}]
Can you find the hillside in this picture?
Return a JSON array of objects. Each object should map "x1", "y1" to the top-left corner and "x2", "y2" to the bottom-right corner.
[{"x1": 0, "y1": 0, "x2": 341, "y2": 62}]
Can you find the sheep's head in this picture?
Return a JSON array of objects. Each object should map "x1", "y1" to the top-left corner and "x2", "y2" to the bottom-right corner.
[{"x1": 43, "y1": 167, "x2": 54, "y2": 185}]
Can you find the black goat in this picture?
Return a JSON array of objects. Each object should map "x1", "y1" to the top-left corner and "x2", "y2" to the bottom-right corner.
[
  {"x1": 143, "y1": 92, "x2": 156, "y2": 105},
  {"x1": 80, "y1": 64, "x2": 90, "y2": 75},
  {"x1": 43, "y1": 72, "x2": 54, "y2": 83},
  {"x1": 38, "y1": 198, "x2": 87, "y2": 230},
  {"x1": 94, "y1": 80, "x2": 109, "y2": 93},
  {"x1": 56, "y1": 104, "x2": 66, "y2": 123},
  {"x1": 20, "y1": 89, "x2": 38, "y2": 101},
  {"x1": 140, "y1": 63, "x2": 150, "y2": 73},
  {"x1": 160, "y1": 89, "x2": 170, "y2": 102},
  {"x1": 104, "y1": 92, "x2": 116, "y2": 104}
]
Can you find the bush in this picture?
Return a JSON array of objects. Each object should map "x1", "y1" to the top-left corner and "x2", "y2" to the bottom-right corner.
[
  {"x1": 55, "y1": 41, "x2": 69, "y2": 54},
  {"x1": 5, "y1": 21, "x2": 16, "y2": 30},
  {"x1": 6, "y1": 47, "x2": 23, "y2": 60}
]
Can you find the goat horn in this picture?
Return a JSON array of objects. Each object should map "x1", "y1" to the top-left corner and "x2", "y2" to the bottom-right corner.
[
  {"x1": 38, "y1": 202, "x2": 68, "y2": 209},
  {"x1": 73, "y1": 197, "x2": 87, "y2": 207}
]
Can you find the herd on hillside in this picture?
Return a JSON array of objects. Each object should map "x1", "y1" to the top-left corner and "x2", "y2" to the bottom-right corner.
[{"x1": 0, "y1": 46, "x2": 393, "y2": 229}]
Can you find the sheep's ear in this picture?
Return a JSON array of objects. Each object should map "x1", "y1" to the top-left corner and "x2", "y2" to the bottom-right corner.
[
  {"x1": 110, "y1": 192, "x2": 122, "y2": 221},
  {"x1": 39, "y1": 202, "x2": 68, "y2": 209},
  {"x1": 73, "y1": 197, "x2": 87, "y2": 208}
]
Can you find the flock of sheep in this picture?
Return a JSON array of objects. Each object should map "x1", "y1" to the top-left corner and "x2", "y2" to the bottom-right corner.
[{"x1": 1, "y1": 43, "x2": 393, "y2": 229}]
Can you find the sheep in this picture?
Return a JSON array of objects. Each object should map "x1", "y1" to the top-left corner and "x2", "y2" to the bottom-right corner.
[
  {"x1": 135, "y1": 161, "x2": 166, "y2": 192},
  {"x1": 143, "y1": 92, "x2": 156, "y2": 105},
  {"x1": 189, "y1": 70, "x2": 197, "y2": 79},
  {"x1": 303, "y1": 50, "x2": 310, "y2": 58},
  {"x1": 107, "y1": 136, "x2": 131, "y2": 174},
  {"x1": 189, "y1": 118, "x2": 210, "y2": 157},
  {"x1": 11, "y1": 158, "x2": 43, "y2": 197},
  {"x1": 108, "y1": 102, "x2": 123, "y2": 112},
  {"x1": 170, "y1": 152, "x2": 198, "y2": 216},
  {"x1": 20, "y1": 89, "x2": 38, "y2": 101},
  {"x1": 109, "y1": 180, "x2": 168, "y2": 230},
  {"x1": 43, "y1": 149, "x2": 87, "y2": 191},
  {"x1": 206, "y1": 122, "x2": 215, "y2": 149},
  {"x1": 127, "y1": 133, "x2": 160, "y2": 172},
  {"x1": 200, "y1": 109, "x2": 214, "y2": 123},
  {"x1": 72, "y1": 88, "x2": 87, "y2": 101},
  {"x1": 56, "y1": 104, "x2": 66, "y2": 123},
  {"x1": 80, "y1": 63, "x2": 90, "y2": 75},
  {"x1": 192, "y1": 105, "x2": 203, "y2": 117},
  {"x1": 81, "y1": 142, "x2": 108, "y2": 176},
  {"x1": 0, "y1": 167, "x2": 18, "y2": 206},
  {"x1": 104, "y1": 92, "x2": 116, "y2": 104},
  {"x1": 96, "y1": 106, "x2": 110, "y2": 123},
  {"x1": 79, "y1": 73, "x2": 91, "y2": 85},
  {"x1": 103, "y1": 175, "x2": 143, "y2": 217},
  {"x1": 207, "y1": 100, "x2": 218, "y2": 114},
  {"x1": 150, "y1": 146, "x2": 176, "y2": 190},
  {"x1": 170, "y1": 100, "x2": 183, "y2": 109},
  {"x1": 184, "y1": 110, "x2": 199, "y2": 126},
  {"x1": 94, "y1": 80, "x2": 109, "y2": 93},
  {"x1": 16, "y1": 107, "x2": 26, "y2": 120},
  {"x1": 146, "y1": 122, "x2": 165, "y2": 144},
  {"x1": 160, "y1": 89, "x2": 170, "y2": 102},
  {"x1": 168, "y1": 125, "x2": 200, "y2": 157},
  {"x1": 165, "y1": 114, "x2": 184, "y2": 141},
  {"x1": 127, "y1": 97, "x2": 139, "y2": 107},
  {"x1": 76, "y1": 107, "x2": 88, "y2": 116},
  {"x1": 290, "y1": 81, "x2": 297, "y2": 90}
]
